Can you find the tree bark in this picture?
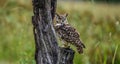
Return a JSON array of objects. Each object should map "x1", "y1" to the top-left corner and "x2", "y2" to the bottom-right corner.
[
  {"x1": 57, "y1": 48, "x2": 75, "y2": 64},
  {"x1": 32, "y1": 0, "x2": 75, "y2": 64}
]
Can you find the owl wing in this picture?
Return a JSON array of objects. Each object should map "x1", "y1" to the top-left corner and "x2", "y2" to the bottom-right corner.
[{"x1": 63, "y1": 25, "x2": 80, "y2": 38}]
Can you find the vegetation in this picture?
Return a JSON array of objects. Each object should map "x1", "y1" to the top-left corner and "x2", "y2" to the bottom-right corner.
[
  {"x1": 93, "y1": 0, "x2": 120, "y2": 3},
  {"x1": 0, "y1": 0, "x2": 120, "y2": 64}
]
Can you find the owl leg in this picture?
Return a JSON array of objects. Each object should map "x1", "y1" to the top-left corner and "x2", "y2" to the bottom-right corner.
[
  {"x1": 59, "y1": 38, "x2": 66, "y2": 47},
  {"x1": 58, "y1": 35, "x2": 70, "y2": 48},
  {"x1": 64, "y1": 42, "x2": 70, "y2": 48}
]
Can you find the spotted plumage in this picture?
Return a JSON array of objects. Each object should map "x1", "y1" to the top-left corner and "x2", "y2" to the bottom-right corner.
[{"x1": 54, "y1": 13, "x2": 85, "y2": 54}]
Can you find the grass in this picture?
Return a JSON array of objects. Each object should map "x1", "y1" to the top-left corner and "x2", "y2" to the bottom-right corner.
[
  {"x1": 0, "y1": 0, "x2": 120, "y2": 64},
  {"x1": 112, "y1": 45, "x2": 118, "y2": 64}
]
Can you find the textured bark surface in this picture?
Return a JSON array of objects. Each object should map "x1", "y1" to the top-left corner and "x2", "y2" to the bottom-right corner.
[
  {"x1": 32, "y1": 0, "x2": 75, "y2": 64},
  {"x1": 57, "y1": 48, "x2": 75, "y2": 64}
]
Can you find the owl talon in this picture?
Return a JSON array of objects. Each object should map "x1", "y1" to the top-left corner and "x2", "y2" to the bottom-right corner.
[
  {"x1": 61, "y1": 45, "x2": 70, "y2": 48},
  {"x1": 61, "y1": 43, "x2": 70, "y2": 48}
]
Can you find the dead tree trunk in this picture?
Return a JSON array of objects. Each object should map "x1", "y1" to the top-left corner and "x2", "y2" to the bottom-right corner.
[{"x1": 32, "y1": 0, "x2": 75, "y2": 64}]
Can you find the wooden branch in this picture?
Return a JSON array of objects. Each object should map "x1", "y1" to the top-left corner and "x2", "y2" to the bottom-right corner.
[{"x1": 32, "y1": 0, "x2": 75, "y2": 64}]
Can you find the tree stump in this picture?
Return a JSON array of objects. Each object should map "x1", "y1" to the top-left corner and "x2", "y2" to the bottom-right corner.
[{"x1": 32, "y1": 0, "x2": 75, "y2": 64}]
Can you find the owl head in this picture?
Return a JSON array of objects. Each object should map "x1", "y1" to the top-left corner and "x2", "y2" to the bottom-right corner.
[{"x1": 55, "y1": 13, "x2": 68, "y2": 25}]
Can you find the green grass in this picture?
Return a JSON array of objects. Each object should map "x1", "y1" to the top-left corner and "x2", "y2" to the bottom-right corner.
[{"x1": 0, "y1": 0, "x2": 120, "y2": 64}]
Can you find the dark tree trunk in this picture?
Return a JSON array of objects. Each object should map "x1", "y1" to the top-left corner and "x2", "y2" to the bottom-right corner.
[
  {"x1": 57, "y1": 48, "x2": 75, "y2": 64},
  {"x1": 32, "y1": 0, "x2": 75, "y2": 64}
]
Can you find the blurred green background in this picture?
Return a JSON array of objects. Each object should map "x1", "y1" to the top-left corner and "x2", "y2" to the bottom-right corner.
[{"x1": 0, "y1": 0, "x2": 120, "y2": 64}]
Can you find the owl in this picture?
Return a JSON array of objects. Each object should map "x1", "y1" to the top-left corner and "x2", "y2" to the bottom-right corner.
[{"x1": 54, "y1": 13, "x2": 85, "y2": 54}]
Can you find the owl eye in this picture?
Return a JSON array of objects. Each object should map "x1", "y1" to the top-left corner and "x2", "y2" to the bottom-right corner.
[
  {"x1": 56, "y1": 21, "x2": 59, "y2": 23},
  {"x1": 58, "y1": 18, "x2": 61, "y2": 19}
]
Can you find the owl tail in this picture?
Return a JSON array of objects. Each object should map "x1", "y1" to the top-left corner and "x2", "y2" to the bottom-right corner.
[{"x1": 75, "y1": 40, "x2": 85, "y2": 54}]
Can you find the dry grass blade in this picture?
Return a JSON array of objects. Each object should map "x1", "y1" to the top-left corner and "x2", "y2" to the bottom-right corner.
[{"x1": 112, "y1": 45, "x2": 118, "y2": 64}]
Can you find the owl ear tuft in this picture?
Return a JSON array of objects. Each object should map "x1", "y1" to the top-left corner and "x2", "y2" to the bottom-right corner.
[
  {"x1": 65, "y1": 13, "x2": 68, "y2": 17},
  {"x1": 55, "y1": 13, "x2": 60, "y2": 18}
]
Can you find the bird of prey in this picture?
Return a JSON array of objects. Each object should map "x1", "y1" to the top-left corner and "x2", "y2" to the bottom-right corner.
[{"x1": 54, "y1": 13, "x2": 85, "y2": 54}]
